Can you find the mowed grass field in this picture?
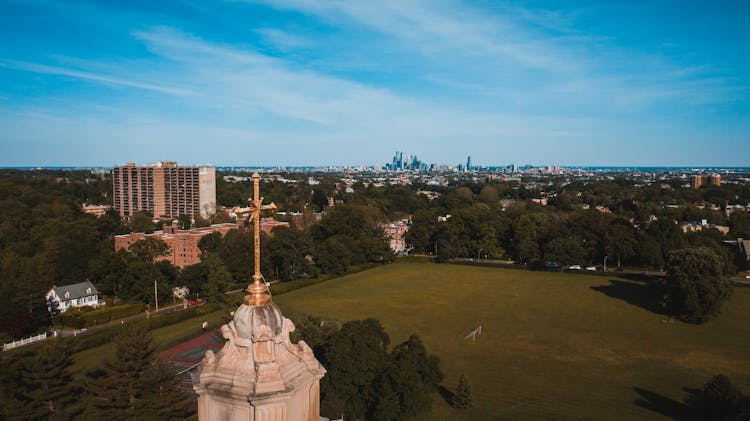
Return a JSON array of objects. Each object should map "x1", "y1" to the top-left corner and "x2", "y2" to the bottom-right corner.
[{"x1": 274, "y1": 261, "x2": 750, "y2": 420}]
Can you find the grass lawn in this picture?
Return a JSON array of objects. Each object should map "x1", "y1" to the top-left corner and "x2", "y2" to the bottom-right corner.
[
  {"x1": 273, "y1": 261, "x2": 750, "y2": 420},
  {"x1": 72, "y1": 307, "x2": 231, "y2": 376}
]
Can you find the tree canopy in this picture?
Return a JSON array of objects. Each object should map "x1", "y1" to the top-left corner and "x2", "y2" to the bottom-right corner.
[{"x1": 660, "y1": 247, "x2": 732, "y2": 323}]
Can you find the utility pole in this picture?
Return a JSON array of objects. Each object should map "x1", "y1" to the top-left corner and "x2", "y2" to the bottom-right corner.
[{"x1": 154, "y1": 280, "x2": 159, "y2": 312}]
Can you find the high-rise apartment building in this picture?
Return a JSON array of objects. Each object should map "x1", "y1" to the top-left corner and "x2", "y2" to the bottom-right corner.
[
  {"x1": 112, "y1": 161, "x2": 216, "y2": 219},
  {"x1": 691, "y1": 173, "x2": 721, "y2": 189}
]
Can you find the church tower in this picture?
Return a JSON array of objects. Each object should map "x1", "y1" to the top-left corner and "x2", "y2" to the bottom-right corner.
[{"x1": 193, "y1": 173, "x2": 326, "y2": 420}]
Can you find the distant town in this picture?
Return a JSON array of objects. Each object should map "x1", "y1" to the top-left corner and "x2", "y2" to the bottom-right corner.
[{"x1": 1, "y1": 155, "x2": 749, "y2": 420}]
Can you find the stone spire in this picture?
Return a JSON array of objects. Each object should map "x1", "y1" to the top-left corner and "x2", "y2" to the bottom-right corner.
[{"x1": 194, "y1": 173, "x2": 327, "y2": 420}]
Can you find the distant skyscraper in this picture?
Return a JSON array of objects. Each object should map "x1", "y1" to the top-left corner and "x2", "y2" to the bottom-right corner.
[
  {"x1": 467, "y1": 156, "x2": 472, "y2": 170},
  {"x1": 112, "y1": 161, "x2": 216, "y2": 220}
]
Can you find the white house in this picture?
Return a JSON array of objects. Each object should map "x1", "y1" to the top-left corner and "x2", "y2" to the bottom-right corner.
[{"x1": 46, "y1": 281, "x2": 101, "y2": 314}]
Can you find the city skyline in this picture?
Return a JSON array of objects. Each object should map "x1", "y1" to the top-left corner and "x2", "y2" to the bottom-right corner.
[{"x1": 1, "y1": 1, "x2": 749, "y2": 167}]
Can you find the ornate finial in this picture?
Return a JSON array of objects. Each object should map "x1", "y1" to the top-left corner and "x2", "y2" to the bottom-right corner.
[{"x1": 232, "y1": 172, "x2": 277, "y2": 306}]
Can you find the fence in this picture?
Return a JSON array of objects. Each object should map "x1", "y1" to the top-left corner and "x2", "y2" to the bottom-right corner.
[{"x1": 3, "y1": 332, "x2": 47, "y2": 351}]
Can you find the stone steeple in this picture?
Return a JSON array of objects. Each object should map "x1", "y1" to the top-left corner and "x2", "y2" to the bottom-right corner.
[{"x1": 193, "y1": 173, "x2": 326, "y2": 420}]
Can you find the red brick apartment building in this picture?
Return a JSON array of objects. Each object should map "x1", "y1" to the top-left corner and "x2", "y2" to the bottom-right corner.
[
  {"x1": 691, "y1": 174, "x2": 721, "y2": 189},
  {"x1": 115, "y1": 222, "x2": 238, "y2": 268},
  {"x1": 382, "y1": 219, "x2": 410, "y2": 254},
  {"x1": 115, "y1": 218, "x2": 291, "y2": 268}
]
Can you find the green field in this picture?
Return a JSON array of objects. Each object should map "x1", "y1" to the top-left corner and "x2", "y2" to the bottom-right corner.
[{"x1": 274, "y1": 261, "x2": 750, "y2": 420}]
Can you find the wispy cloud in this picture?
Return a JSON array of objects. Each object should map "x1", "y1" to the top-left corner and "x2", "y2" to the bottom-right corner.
[
  {"x1": 254, "y1": 28, "x2": 316, "y2": 51},
  {"x1": 247, "y1": 0, "x2": 744, "y2": 111},
  {"x1": 0, "y1": 59, "x2": 195, "y2": 96},
  {"x1": 0, "y1": 0, "x2": 747, "y2": 166}
]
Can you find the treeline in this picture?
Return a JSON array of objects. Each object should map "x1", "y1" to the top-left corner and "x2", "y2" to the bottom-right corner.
[
  {"x1": 401, "y1": 184, "x2": 748, "y2": 272},
  {"x1": 0, "y1": 171, "x2": 126, "y2": 339},
  {"x1": 0, "y1": 169, "x2": 395, "y2": 339}
]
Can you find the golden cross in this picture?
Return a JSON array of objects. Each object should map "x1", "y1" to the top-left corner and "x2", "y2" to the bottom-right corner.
[{"x1": 233, "y1": 172, "x2": 276, "y2": 306}]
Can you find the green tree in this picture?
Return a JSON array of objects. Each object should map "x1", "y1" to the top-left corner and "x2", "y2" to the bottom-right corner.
[
  {"x1": 129, "y1": 211, "x2": 155, "y2": 233},
  {"x1": 728, "y1": 211, "x2": 750, "y2": 238},
  {"x1": 660, "y1": 248, "x2": 733, "y2": 323},
  {"x1": 198, "y1": 231, "x2": 223, "y2": 256},
  {"x1": 477, "y1": 185, "x2": 498, "y2": 204},
  {"x1": 544, "y1": 237, "x2": 587, "y2": 266},
  {"x1": 267, "y1": 227, "x2": 314, "y2": 281},
  {"x1": 86, "y1": 324, "x2": 158, "y2": 418},
  {"x1": 315, "y1": 236, "x2": 353, "y2": 276},
  {"x1": 604, "y1": 220, "x2": 637, "y2": 268},
  {"x1": 14, "y1": 340, "x2": 80, "y2": 420},
  {"x1": 405, "y1": 210, "x2": 437, "y2": 253},
  {"x1": 515, "y1": 213, "x2": 545, "y2": 263},
  {"x1": 138, "y1": 361, "x2": 189, "y2": 419},
  {"x1": 456, "y1": 187, "x2": 474, "y2": 202},
  {"x1": 178, "y1": 262, "x2": 208, "y2": 298},
  {"x1": 318, "y1": 319, "x2": 390, "y2": 420},
  {"x1": 177, "y1": 214, "x2": 192, "y2": 230},
  {"x1": 372, "y1": 334, "x2": 443, "y2": 420},
  {"x1": 452, "y1": 374, "x2": 474, "y2": 409},
  {"x1": 128, "y1": 237, "x2": 170, "y2": 262},
  {"x1": 218, "y1": 229, "x2": 253, "y2": 282},
  {"x1": 312, "y1": 204, "x2": 392, "y2": 271},
  {"x1": 206, "y1": 254, "x2": 233, "y2": 304},
  {"x1": 194, "y1": 215, "x2": 211, "y2": 228},
  {"x1": 687, "y1": 374, "x2": 747, "y2": 421},
  {"x1": 290, "y1": 314, "x2": 337, "y2": 351},
  {"x1": 312, "y1": 189, "x2": 329, "y2": 212},
  {"x1": 86, "y1": 324, "x2": 187, "y2": 418}
]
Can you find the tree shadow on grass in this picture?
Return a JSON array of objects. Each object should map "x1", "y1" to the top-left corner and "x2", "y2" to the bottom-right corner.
[
  {"x1": 590, "y1": 279, "x2": 669, "y2": 316},
  {"x1": 634, "y1": 387, "x2": 689, "y2": 420},
  {"x1": 437, "y1": 385, "x2": 454, "y2": 406}
]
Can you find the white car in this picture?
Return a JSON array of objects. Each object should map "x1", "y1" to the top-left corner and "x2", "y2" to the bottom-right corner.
[
  {"x1": 567, "y1": 265, "x2": 582, "y2": 270},
  {"x1": 586, "y1": 266, "x2": 597, "y2": 271}
]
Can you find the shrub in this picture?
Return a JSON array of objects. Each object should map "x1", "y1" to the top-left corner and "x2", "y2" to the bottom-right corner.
[{"x1": 687, "y1": 374, "x2": 748, "y2": 420}]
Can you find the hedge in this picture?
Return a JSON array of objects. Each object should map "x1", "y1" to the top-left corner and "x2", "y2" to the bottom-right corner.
[{"x1": 55, "y1": 303, "x2": 145, "y2": 329}]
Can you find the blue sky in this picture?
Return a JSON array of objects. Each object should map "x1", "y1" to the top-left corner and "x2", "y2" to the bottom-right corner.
[{"x1": 0, "y1": 0, "x2": 748, "y2": 167}]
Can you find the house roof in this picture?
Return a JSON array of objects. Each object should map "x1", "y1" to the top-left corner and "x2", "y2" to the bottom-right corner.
[{"x1": 52, "y1": 281, "x2": 99, "y2": 300}]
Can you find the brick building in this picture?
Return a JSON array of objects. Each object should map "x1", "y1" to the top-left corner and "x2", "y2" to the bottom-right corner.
[
  {"x1": 82, "y1": 204, "x2": 111, "y2": 218},
  {"x1": 112, "y1": 161, "x2": 216, "y2": 220},
  {"x1": 115, "y1": 217, "x2": 291, "y2": 268},
  {"x1": 115, "y1": 222, "x2": 239, "y2": 268},
  {"x1": 691, "y1": 174, "x2": 721, "y2": 189},
  {"x1": 382, "y1": 219, "x2": 410, "y2": 254}
]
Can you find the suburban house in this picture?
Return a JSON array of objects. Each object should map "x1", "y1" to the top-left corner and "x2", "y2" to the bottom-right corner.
[{"x1": 46, "y1": 281, "x2": 101, "y2": 314}]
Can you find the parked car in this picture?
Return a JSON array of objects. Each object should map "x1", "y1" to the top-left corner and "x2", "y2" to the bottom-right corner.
[
  {"x1": 586, "y1": 266, "x2": 597, "y2": 271},
  {"x1": 567, "y1": 265, "x2": 582, "y2": 270}
]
